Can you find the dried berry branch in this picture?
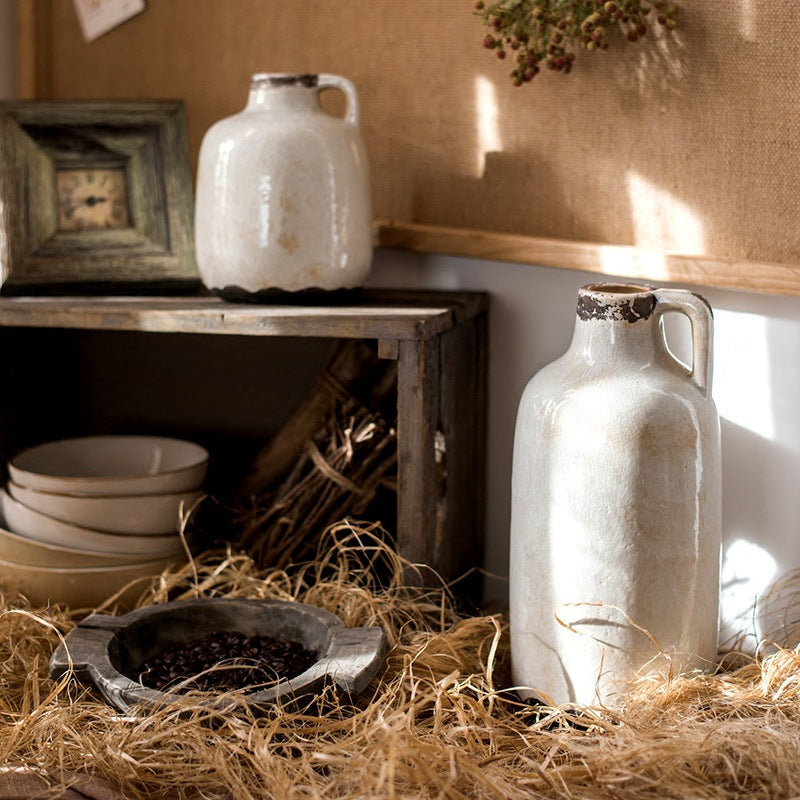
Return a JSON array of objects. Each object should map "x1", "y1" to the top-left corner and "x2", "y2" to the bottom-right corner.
[{"x1": 475, "y1": 0, "x2": 679, "y2": 85}]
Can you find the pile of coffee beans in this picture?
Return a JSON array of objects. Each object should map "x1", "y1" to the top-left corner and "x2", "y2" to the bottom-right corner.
[{"x1": 138, "y1": 630, "x2": 319, "y2": 693}]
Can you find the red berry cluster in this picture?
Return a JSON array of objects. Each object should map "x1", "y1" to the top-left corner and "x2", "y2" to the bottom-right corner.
[{"x1": 475, "y1": 0, "x2": 679, "y2": 86}]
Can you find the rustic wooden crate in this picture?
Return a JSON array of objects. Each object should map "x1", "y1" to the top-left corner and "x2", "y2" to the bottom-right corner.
[{"x1": 0, "y1": 290, "x2": 488, "y2": 585}]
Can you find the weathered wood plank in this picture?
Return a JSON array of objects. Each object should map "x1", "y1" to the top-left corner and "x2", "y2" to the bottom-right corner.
[
  {"x1": 0, "y1": 294, "x2": 469, "y2": 340},
  {"x1": 0, "y1": 101, "x2": 197, "y2": 290},
  {"x1": 395, "y1": 336, "x2": 441, "y2": 579},
  {"x1": 0, "y1": 289, "x2": 489, "y2": 592},
  {"x1": 377, "y1": 220, "x2": 800, "y2": 298},
  {"x1": 438, "y1": 310, "x2": 488, "y2": 594}
]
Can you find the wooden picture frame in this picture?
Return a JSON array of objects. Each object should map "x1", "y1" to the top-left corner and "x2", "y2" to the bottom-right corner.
[{"x1": 0, "y1": 100, "x2": 198, "y2": 294}]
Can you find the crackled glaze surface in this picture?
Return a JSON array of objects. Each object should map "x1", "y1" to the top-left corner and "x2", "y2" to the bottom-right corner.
[
  {"x1": 510, "y1": 284, "x2": 721, "y2": 708},
  {"x1": 195, "y1": 73, "x2": 373, "y2": 294}
]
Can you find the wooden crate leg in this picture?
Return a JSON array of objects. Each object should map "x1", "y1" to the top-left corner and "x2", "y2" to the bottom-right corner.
[
  {"x1": 396, "y1": 336, "x2": 441, "y2": 581},
  {"x1": 439, "y1": 311, "x2": 488, "y2": 597}
]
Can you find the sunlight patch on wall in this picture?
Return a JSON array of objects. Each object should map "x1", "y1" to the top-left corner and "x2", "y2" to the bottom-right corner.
[
  {"x1": 719, "y1": 538, "x2": 778, "y2": 652},
  {"x1": 713, "y1": 308, "x2": 775, "y2": 440},
  {"x1": 626, "y1": 172, "x2": 705, "y2": 255},
  {"x1": 736, "y1": 0, "x2": 757, "y2": 42},
  {"x1": 474, "y1": 75, "x2": 502, "y2": 177},
  {"x1": 597, "y1": 244, "x2": 671, "y2": 281}
]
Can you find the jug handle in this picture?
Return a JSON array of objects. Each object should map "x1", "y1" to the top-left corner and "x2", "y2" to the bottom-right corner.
[
  {"x1": 653, "y1": 289, "x2": 713, "y2": 397},
  {"x1": 317, "y1": 74, "x2": 359, "y2": 127}
]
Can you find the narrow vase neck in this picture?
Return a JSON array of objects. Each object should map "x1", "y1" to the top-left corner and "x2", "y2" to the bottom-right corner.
[
  {"x1": 246, "y1": 73, "x2": 321, "y2": 113},
  {"x1": 569, "y1": 284, "x2": 665, "y2": 367}
]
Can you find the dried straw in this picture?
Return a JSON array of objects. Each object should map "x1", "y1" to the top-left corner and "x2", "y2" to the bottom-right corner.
[
  {"x1": 233, "y1": 399, "x2": 397, "y2": 569},
  {"x1": 2, "y1": 521, "x2": 800, "y2": 800}
]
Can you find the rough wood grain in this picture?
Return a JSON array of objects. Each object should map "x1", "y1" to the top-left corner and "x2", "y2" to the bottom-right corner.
[
  {"x1": 50, "y1": 598, "x2": 386, "y2": 712},
  {"x1": 377, "y1": 221, "x2": 800, "y2": 298},
  {"x1": 438, "y1": 311, "x2": 488, "y2": 594},
  {"x1": 0, "y1": 290, "x2": 489, "y2": 588},
  {"x1": 0, "y1": 101, "x2": 197, "y2": 291},
  {"x1": 0, "y1": 294, "x2": 468, "y2": 340},
  {"x1": 396, "y1": 336, "x2": 441, "y2": 581}
]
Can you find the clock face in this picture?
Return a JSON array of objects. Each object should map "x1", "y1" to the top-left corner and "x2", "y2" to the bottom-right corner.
[{"x1": 57, "y1": 168, "x2": 131, "y2": 232}]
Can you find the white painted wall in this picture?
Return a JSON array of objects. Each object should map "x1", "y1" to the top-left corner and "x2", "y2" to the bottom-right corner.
[{"x1": 369, "y1": 249, "x2": 800, "y2": 649}]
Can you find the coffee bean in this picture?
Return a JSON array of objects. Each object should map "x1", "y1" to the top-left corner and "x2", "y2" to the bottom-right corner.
[{"x1": 139, "y1": 630, "x2": 318, "y2": 693}]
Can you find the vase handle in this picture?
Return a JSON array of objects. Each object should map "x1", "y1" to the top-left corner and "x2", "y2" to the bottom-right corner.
[
  {"x1": 653, "y1": 289, "x2": 713, "y2": 397},
  {"x1": 317, "y1": 74, "x2": 359, "y2": 127}
]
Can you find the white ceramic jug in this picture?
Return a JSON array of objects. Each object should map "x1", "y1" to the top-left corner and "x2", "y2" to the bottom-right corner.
[
  {"x1": 195, "y1": 73, "x2": 373, "y2": 298},
  {"x1": 510, "y1": 283, "x2": 721, "y2": 708}
]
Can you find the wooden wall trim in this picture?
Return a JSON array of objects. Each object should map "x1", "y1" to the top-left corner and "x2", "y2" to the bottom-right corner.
[
  {"x1": 376, "y1": 220, "x2": 800, "y2": 299},
  {"x1": 15, "y1": 0, "x2": 52, "y2": 99}
]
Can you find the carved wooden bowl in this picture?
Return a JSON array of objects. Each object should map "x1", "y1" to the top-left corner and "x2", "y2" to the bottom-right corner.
[{"x1": 49, "y1": 598, "x2": 386, "y2": 713}]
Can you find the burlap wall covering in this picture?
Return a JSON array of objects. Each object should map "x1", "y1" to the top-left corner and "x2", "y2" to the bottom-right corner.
[{"x1": 23, "y1": 0, "x2": 800, "y2": 276}]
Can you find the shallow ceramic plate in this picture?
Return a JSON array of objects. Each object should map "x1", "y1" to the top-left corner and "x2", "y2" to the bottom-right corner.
[
  {"x1": 0, "y1": 555, "x2": 183, "y2": 610},
  {"x1": 0, "y1": 488, "x2": 185, "y2": 557},
  {"x1": 9, "y1": 435, "x2": 208, "y2": 496},
  {"x1": 7, "y1": 482, "x2": 203, "y2": 535},
  {"x1": 0, "y1": 519, "x2": 152, "y2": 567}
]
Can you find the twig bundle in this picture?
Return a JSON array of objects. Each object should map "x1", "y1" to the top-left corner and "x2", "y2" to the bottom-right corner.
[
  {"x1": 1, "y1": 521, "x2": 800, "y2": 800},
  {"x1": 234, "y1": 400, "x2": 396, "y2": 568},
  {"x1": 229, "y1": 338, "x2": 398, "y2": 569}
]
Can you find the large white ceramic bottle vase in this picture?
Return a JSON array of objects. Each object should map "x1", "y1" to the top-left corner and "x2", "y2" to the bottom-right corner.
[
  {"x1": 510, "y1": 283, "x2": 721, "y2": 708},
  {"x1": 195, "y1": 73, "x2": 373, "y2": 297}
]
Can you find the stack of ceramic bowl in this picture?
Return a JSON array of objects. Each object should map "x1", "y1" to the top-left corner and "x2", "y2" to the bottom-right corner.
[{"x1": 0, "y1": 435, "x2": 208, "y2": 609}]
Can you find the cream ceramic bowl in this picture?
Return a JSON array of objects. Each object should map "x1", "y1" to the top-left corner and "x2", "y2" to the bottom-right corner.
[
  {"x1": 0, "y1": 489, "x2": 185, "y2": 557},
  {"x1": 9, "y1": 435, "x2": 209, "y2": 496},
  {"x1": 7, "y1": 482, "x2": 204, "y2": 535},
  {"x1": 0, "y1": 522, "x2": 150, "y2": 568},
  {"x1": 0, "y1": 555, "x2": 183, "y2": 610}
]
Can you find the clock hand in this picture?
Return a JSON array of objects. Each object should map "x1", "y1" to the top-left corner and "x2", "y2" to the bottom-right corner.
[{"x1": 83, "y1": 195, "x2": 109, "y2": 207}]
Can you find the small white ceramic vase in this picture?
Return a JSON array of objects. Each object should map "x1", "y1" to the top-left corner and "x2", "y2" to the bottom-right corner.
[
  {"x1": 195, "y1": 73, "x2": 373, "y2": 298},
  {"x1": 510, "y1": 283, "x2": 722, "y2": 708}
]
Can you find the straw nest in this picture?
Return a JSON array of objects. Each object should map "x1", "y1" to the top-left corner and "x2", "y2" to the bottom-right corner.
[{"x1": 2, "y1": 521, "x2": 800, "y2": 800}]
